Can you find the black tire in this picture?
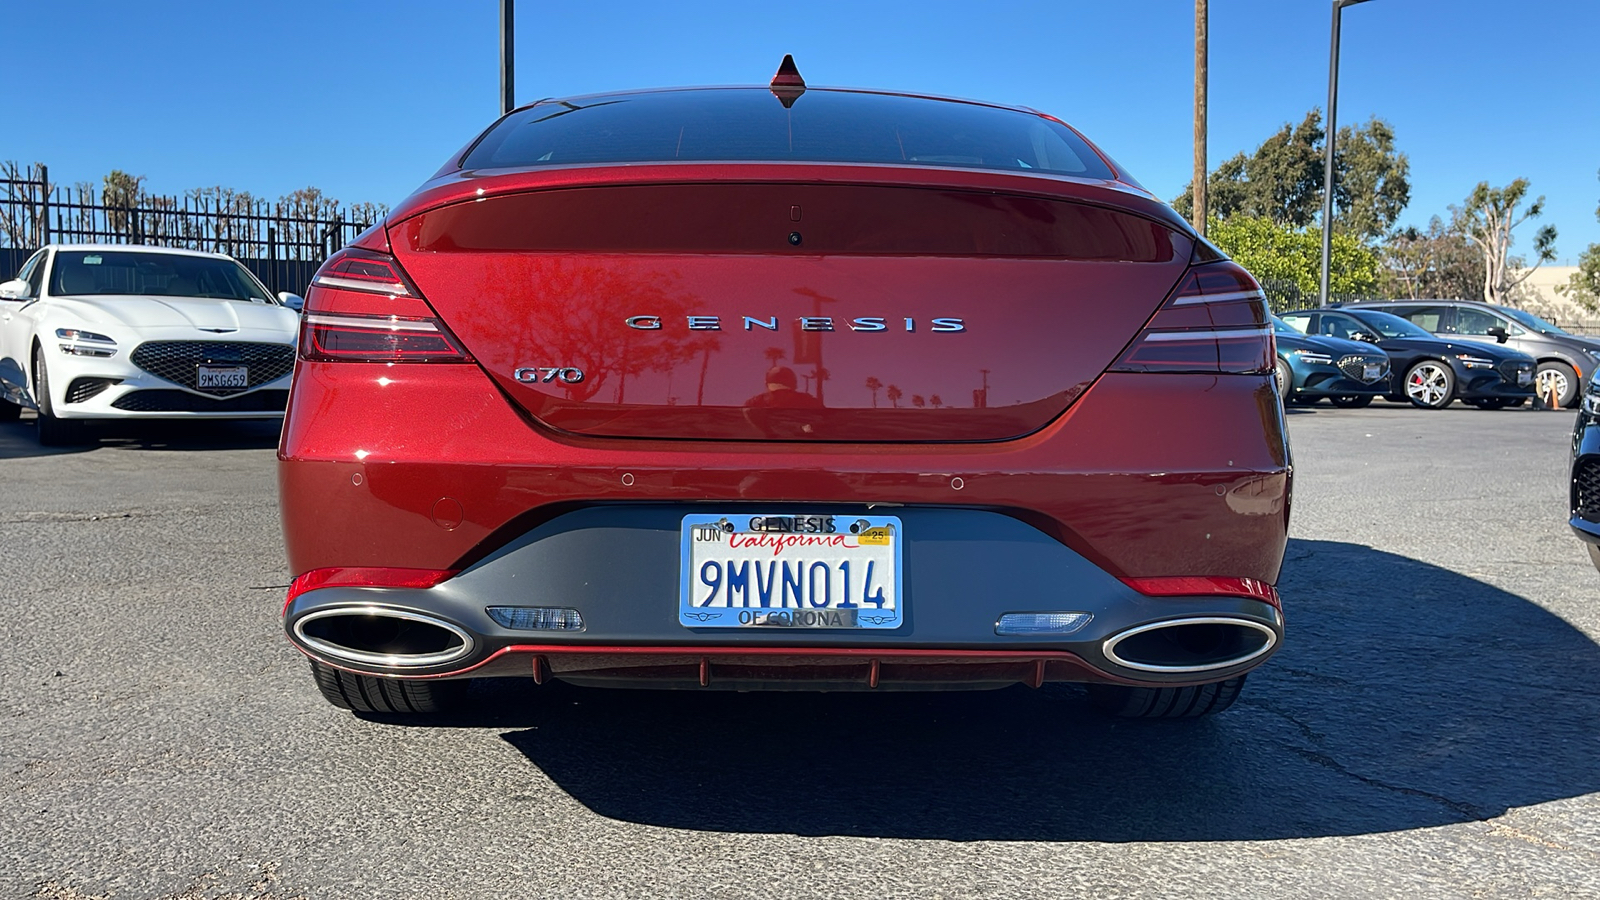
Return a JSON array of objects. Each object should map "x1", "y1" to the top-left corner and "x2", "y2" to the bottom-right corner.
[
  {"x1": 1087, "y1": 675, "x2": 1247, "y2": 718},
  {"x1": 309, "y1": 660, "x2": 468, "y2": 714},
  {"x1": 1589, "y1": 543, "x2": 1600, "y2": 576},
  {"x1": 1536, "y1": 361, "x2": 1579, "y2": 409},
  {"x1": 1403, "y1": 359, "x2": 1455, "y2": 409},
  {"x1": 0, "y1": 397, "x2": 19, "y2": 421},
  {"x1": 1274, "y1": 357, "x2": 1293, "y2": 402},
  {"x1": 32, "y1": 345, "x2": 83, "y2": 446},
  {"x1": 1330, "y1": 395, "x2": 1374, "y2": 409},
  {"x1": 1466, "y1": 398, "x2": 1508, "y2": 410}
]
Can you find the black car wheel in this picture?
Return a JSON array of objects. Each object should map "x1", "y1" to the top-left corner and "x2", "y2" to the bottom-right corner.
[
  {"x1": 1274, "y1": 357, "x2": 1292, "y2": 401},
  {"x1": 1536, "y1": 361, "x2": 1579, "y2": 409},
  {"x1": 309, "y1": 660, "x2": 468, "y2": 714},
  {"x1": 1330, "y1": 395, "x2": 1373, "y2": 409},
  {"x1": 1088, "y1": 675, "x2": 1246, "y2": 718},
  {"x1": 1404, "y1": 360, "x2": 1455, "y2": 409},
  {"x1": 32, "y1": 345, "x2": 83, "y2": 446},
  {"x1": 1467, "y1": 398, "x2": 1508, "y2": 410}
]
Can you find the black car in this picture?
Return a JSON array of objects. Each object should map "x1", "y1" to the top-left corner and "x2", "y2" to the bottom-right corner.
[
  {"x1": 1344, "y1": 299, "x2": 1600, "y2": 409},
  {"x1": 1570, "y1": 372, "x2": 1600, "y2": 572},
  {"x1": 1279, "y1": 308, "x2": 1536, "y2": 409},
  {"x1": 1270, "y1": 315, "x2": 1390, "y2": 407}
]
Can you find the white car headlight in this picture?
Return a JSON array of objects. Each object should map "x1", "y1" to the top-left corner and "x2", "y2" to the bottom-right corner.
[
  {"x1": 1454, "y1": 354, "x2": 1495, "y2": 370},
  {"x1": 56, "y1": 328, "x2": 118, "y2": 358},
  {"x1": 1291, "y1": 349, "x2": 1333, "y2": 364}
]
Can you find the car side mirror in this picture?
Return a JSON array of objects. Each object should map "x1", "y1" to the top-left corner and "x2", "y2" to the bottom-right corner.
[
  {"x1": 0, "y1": 278, "x2": 29, "y2": 300},
  {"x1": 1487, "y1": 326, "x2": 1509, "y2": 343},
  {"x1": 277, "y1": 292, "x2": 305, "y2": 312}
]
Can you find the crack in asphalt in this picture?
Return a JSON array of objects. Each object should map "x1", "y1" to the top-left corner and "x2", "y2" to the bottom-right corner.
[
  {"x1": 1272, "y1": 738, "x2": 1491, "y2": 821},
  {"x1": 0, "y1": 511, "x2": 156, "y2": 524}
]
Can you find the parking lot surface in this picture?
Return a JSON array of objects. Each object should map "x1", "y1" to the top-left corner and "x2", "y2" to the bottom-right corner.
[{"x1": 2, "y1": 404, "x2": 1597, "y2": 900}]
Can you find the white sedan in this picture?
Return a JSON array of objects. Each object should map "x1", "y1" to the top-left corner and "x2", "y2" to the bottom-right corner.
[{"x1": 0, "y1": 244, "x2": 302, "y2": 444}]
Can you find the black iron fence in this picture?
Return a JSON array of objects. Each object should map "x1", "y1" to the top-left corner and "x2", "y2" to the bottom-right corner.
[{"x1": 1, "y1": 165, "x2": 381, "y2": 294}]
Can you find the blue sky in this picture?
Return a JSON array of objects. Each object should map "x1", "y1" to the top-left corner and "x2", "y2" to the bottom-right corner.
[{"x1": 7, "y1": 0, "x2": 1598, "y2": 257}]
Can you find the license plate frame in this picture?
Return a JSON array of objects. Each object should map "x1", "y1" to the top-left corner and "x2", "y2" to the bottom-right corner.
[
  {"x1": 197, "y1": 365, "x2": 248, "y2": 389},
  {"x1": 679, "y1": 513, "x2": 903, "y2": 630},
  {"x1": 1517, "y1": 369, "x2": 1532, "y2": 386},
  {"x1": 1363, "y1": 363, "x2": 1381, "y2": 382}
]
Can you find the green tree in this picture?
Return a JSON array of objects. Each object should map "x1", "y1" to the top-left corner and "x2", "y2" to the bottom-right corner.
[
  {"x1": 1449, "y1": 178, "x2": 1557, "y2": 305},
  {"x1": 1174, "y1": 109, "x2": 1410, "y2": 243},
  {"x1": 1209, "y1": 215, "x2": 1380, "y2": 308},
  {"x1": 1559, "y1": 170, "x2": 1600, "y2": 312}
]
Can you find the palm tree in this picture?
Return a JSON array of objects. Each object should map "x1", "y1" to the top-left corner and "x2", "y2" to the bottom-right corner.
[
  {"x1": 763, "y1": 346, "x2": 785, "y2": 365},
  {"x1": 865, "y1": 376, "x2": 882, "y2": 407},
  {"x1": 886, "y1": 384, "x2": 902, "y2": 408}
]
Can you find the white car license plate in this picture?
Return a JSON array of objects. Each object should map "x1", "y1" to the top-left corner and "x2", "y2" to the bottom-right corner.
[
  {"x1": 1363, "y1": 363, "x2": 1381, "y2": 381},
  {"x1": 1517, "y1": 370, "x2": 1532, "y2": 385},
  {"x1": 679, "y1": 513, "x2": 902, "y2": 629},
  {"x1": 197, "y1": 366, "x2": 248, "y2": 389}
]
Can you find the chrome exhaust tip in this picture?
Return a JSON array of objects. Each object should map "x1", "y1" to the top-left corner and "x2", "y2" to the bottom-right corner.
[
  {"x1": 1103, "y1": 616, "x2": 1277, "y2": 674},
  {"x1": 292, "y1": 605, "x2": 475, "y2": 669}
]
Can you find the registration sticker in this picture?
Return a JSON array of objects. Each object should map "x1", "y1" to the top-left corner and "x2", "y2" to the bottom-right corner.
[{"x1": 679, "y1": 513, "x2": 903, "y2": 629}]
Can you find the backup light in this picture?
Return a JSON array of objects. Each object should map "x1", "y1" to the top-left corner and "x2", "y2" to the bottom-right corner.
[
  {"x1": 487, "y1": 606, "x2": 586, "y2": 632},
  {"x1": 995, "y1": 612, "x2": 1092, "y2": 636},
  {"x1": 1111, "y1": 260, "x2": 1273, "y2": 375}
]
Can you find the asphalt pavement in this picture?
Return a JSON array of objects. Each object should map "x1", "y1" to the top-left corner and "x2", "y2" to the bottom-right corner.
[{"x1": 2, "y1": 403, "x2": 1598, "y2": 899}]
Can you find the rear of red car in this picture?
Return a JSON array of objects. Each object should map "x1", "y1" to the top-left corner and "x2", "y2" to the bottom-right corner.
[{"x1": 279, "y1": 82, "x2": 1289, "y2": 717}]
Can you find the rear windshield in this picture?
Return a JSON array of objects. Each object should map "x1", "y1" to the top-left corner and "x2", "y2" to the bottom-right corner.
[
  {"x1": 51, "y1": 250, "x2": 270, "y2": 302},
  {"x1": 462, "y1": 88, "x2": 1116, "y2": 179}
]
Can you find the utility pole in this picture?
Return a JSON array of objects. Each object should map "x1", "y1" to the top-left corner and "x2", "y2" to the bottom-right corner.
[
  {"x1": 1193, "y1": 0, "x2": 1208, "y2": 236},
  {"x1": 1319, "y1": 0, "x2": 1374, "y2": 306},
  {"x1": 500, "y1": 0, "x2": 515, "y2": 115}
]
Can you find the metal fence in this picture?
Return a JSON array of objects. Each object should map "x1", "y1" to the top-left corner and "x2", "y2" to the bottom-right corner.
[{"x1": 0, "y1": 165, "x2": 380, "y2": 294}]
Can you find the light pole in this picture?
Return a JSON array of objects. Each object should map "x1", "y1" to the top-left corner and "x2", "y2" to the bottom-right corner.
[
  {"x1": 500, "y1": 0, "x2": 515, "y2": 115},
  {"x1": 1319, "y1": 0, "x2": 1373, "y2": 307}
]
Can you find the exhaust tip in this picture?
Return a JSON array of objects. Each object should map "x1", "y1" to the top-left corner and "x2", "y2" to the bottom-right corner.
[
  {"x1": 1103, "y1": 617, "x2": 1276, "y2": 674},
  {"x1": 293, "y1": 605, "x2": 474, "y2": 669}
]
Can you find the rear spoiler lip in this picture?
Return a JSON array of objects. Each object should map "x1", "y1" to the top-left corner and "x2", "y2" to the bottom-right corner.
[{"x1": 386, "y1": 161, "x2": 1191, "y2": 237}]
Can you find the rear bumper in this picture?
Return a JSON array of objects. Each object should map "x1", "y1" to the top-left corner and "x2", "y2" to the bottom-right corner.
[{"x1": 284, "y1": 506, "x2": 1283, "y2": 689}]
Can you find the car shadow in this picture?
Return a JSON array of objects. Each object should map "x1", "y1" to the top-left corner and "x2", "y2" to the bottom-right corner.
[
  {"x1": 0, "y1": 413, "x2": 280, "y2": 458},
  {"x1": 370, "y1": 539, "x2": 1600, "y2": 841}
]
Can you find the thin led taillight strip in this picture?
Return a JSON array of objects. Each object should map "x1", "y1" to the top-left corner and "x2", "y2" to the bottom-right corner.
[
  {"x1": 1169, "y1": 289, "x2": 1266, "y2": 306},
  {"x1": 310, "y1": 273, "x2": 410, "y2": 295},
  {"x1": 1141, "y1": 326, "x2": 1271, "y2": 342},
  {"x1": 303, "y1": 313, "x2": 441, "y2": 332}
]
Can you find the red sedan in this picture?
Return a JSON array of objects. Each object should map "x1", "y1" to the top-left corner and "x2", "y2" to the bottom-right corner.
[{"x1": 279, "y1": 60, "x2": 1289, "y2": 719}]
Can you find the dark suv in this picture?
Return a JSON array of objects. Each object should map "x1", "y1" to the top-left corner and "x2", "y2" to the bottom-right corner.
[{"x1": 1344, "y1": 300, "x2": 1600, "y2": 409}]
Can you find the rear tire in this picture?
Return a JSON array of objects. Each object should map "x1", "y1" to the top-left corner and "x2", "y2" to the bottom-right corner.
[
  {"x1": 1330, "y1": 395, "x2": 1373, "y2": 409},
  {"x1": 1087, "y1": 675, "x2": 1246, "y2": 718},
  {"x1": 309, "y1": 660, "x2": 468, "y2": 714},
  {"x1": 1274, "y1": 358, "x2": 1293, "y2": 403},
  {"x1": 1404, "y1": 360, "x2": 1455, "y2": 409},
  {"x1": 32, "y1": 346, "x2": 84, "y2": 446}
]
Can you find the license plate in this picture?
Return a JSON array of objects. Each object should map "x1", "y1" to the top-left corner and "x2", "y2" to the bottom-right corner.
[
  {"x1": 679, "y1": 513, "x2": 902, "y2": 629},
  {"x1": 1363, "y1": 364, "x2": 1381, "y2": 381},
  {"x1": 1517, "y1": 370, "x2": 1532, "y2": 386},
  {"x1": 197, "y1": 366, "x2": 247, "y2": 389}
]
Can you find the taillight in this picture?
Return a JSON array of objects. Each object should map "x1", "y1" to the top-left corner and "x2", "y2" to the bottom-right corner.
[
  {"x1": 300, "y1": 248, "x2": 472, "y2": 363},
  {"x1": 1110, "y1": 261, "x2": 1273, "y2": 375}
]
